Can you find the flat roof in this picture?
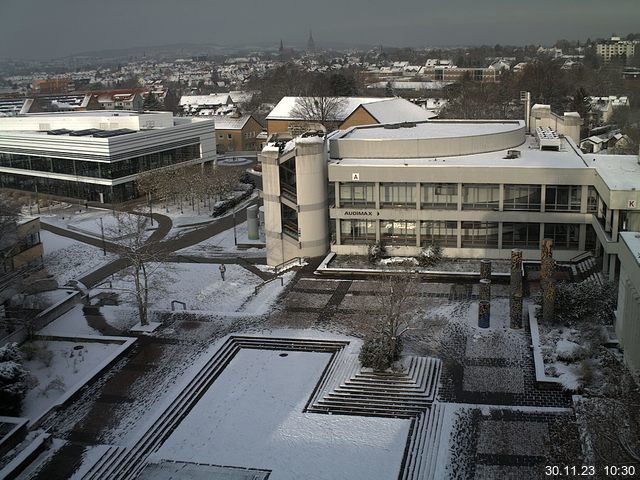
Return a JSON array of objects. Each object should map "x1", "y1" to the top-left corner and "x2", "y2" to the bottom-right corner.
[
  {"x1": 13, "y1": 110, "x2": 164, "y2": 118},
  {"x1": 331, "y1": 136, "x2": 588, "y2": 169},
  {"x1": 588, "y1": 154, "x2": 640, "y2": 190},
  {"x1": 620, "y1": 232, "x2": 640, "y2": 267},
  {"x1": 342, "y1": 121, "x2": 522, "y2": 140}
]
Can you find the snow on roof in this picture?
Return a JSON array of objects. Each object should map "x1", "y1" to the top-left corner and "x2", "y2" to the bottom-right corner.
[
  {"x1": 620, "y1": 232, "x2": 640, "y2": 267},
  {"x1": 332, "y1": 136, "x2": 587, "y2": 169},
  {"x1": 213, "y1": 114, "x2": 253, "y2": 130},
  {"x1": 343, "y1": 121, "x2": 519, "y2": 140},
  {"x1": 589, "y1": 154, "x2": 640, "y2": 190},
  {"x1": 360, "y1": 98, "x2": 437, "y2": 124},
  {"x1": 266, "y1": 96, "x2": 388, "y2": 121},
  {"x1": 179, "y1": 94, "x2": 232, "y2": 106}
]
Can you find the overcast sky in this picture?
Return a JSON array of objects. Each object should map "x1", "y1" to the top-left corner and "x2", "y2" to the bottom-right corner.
[{"x1": 1, "y1": 0, "x2": 638, "y2": 59}]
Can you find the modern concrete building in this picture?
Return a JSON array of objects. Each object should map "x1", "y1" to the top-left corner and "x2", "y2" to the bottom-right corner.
[
  {"x1": 260, "y1": 118, "x2": 640, "y2": 279},
  {"x1": 616, "y1": 232, "x2": 640, "y2": 372},
  {"x1": 0, "y1": 111, "x2": 216, "y2": 203}
]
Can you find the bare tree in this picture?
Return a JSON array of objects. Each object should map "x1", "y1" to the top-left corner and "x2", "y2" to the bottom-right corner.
[
  {"x1": 109, "y1": 212, "x2": 167, "y2": 326},
  {"x1": 290, "y1": 96, "x2": 348, "y2": 131},
  {"x1": 358, "y1": 272, "x2": 424, "y2": 370}
]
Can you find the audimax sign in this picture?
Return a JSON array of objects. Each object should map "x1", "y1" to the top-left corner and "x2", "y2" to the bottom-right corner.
[{"x1": 344, "y1": 210, "x2": 380, "y2": 216}]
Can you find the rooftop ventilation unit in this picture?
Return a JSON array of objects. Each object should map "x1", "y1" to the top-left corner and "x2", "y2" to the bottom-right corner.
[
  {"x1": 69, "y1": 128, "x2": 102, "y2": 137},
  {"x1": 536, "y1": 126, "x2": 561, "y2": 151},
  {"x1": 92, "y1": 128, "x2": 136, "y2": 138},
  {"x1": 504, "y1": 149, "x2": 521, "y2": 159},
  {"x1": 47, "y1": 129, "x2": 71, "y2": 135}
]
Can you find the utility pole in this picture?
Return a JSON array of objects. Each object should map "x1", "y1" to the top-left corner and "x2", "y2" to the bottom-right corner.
[{"x1": 100, "y1": 217, "x2": 106, "y2": 256}]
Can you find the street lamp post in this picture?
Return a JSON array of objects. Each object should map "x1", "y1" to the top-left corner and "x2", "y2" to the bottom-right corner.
[
  {"x1": 232, "y1": 203, "x2": 237, "y2": 246},
  {"x1": 100, "y1": 217, "x2": 106, "y2": 256},
  {"x1": 148, "y1": 192, "x2": 154, "y2": 227}
]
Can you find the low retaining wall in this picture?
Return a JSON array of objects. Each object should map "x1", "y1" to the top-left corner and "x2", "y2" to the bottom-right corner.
[{"x1": 527, "y1": 304, "x2": 565, "y2": 390}]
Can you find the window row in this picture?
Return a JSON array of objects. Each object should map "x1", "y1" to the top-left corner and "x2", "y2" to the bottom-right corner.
[
  {"x1": 0, "y1": 144, "x2": 200, "y2": 180},
  {"x1": 337, "y1": 182, "x2": 599, "y2": 212},
  {"x1": 339, "y1": 219, "x2": 585, "y2": 250}
]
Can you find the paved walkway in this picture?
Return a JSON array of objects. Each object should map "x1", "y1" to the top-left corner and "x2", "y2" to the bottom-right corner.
[{"x1": 41, "y1": 199, "x2": 260, "y2": 288}]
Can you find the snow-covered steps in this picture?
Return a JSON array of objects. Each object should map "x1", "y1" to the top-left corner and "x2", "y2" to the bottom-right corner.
[
  {"x1": 73, "y1": 445, "x2": 126, "y2": 480},
  {"x1": 308, "y1": 356, "x2": 442, "y2": 418},
  {"x1": 400, "y1": 403, "x2": 446, "y2": 480},
  {"x1": 89, "y1": 336, "x2": 350, "y2": 480}
]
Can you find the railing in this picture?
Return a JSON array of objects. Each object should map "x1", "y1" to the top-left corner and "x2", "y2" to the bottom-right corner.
[
  {"x1": 274, "y1": 256, "x2": 305, "y2": 275},
  {"x1": 254, "y1": 276, "x2": 284, "y2": 295}
]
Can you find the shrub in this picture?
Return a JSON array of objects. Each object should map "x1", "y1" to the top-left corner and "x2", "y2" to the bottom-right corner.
[
  {"x1": 367, "y1": 240, "x2": 387, "y2": 265},
  {"x1": 0, "y1": 343, "x2": 29, "y2": 416},
  {"x1": 536, "y1": 280, "x2": 617, "y2": 326},
  {"x1": 417, "y1": 243, "x2": 444, "y2": 268},
  {"x1": 359, "y1": 334, "x2": 402, "y2": 371}
]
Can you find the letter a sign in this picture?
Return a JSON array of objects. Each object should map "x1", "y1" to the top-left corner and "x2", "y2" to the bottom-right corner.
[{"x1": 352, "y1": 173, "x2": 360, "y2": 181}]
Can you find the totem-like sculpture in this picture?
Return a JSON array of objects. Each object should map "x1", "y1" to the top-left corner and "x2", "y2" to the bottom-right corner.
[
  {"x1": 478, "y1": 259, "x2": 492, "y2": 328},
  {"x1": 540, "y1": 238, "x2": 556, "y2": 322},
  {"x1": 510, "y1": 249, "x2": 523, "y2": 328},
  {"x1": 543, "y1": 279, "x2": 556, "y2": 324},
  {"x1": 478, "y1": 300, "x2": 490, "y2": 328}
]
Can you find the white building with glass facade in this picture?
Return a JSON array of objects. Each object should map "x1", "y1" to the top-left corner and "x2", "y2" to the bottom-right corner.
[
  {"x1": 261, "y1": 119, "x2": 640, "y2": 282},
  {"x1": 0, "y1": 111, "x2": 216, "y2": 203}
]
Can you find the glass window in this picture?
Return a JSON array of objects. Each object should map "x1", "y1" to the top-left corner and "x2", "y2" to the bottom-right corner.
[
  {"x1": 380, "y1": 183, "x2": 415, "y2": 208},
  {"x1": 420, "y1": 221, "x2": 457, "y2": 247},
  {"x1": 502, "y1": 223, "x2": 540, "y2": 249},
  {"x1": 545, "y1": 185, "x2": 581, "y2": 211},
  {"x1": 281, "y1": 204, "x2": 298, "y2": 239},
  {"x1": 74, "y1": 160, "x2": 101, "y2": 178},
  {"x1": 29, "y1": 156, "x2": 52, "y2": 173},
  {"x1": 421, "y1": 183, "x2": 458, "y2": 209},
  {"x1": 339, "y1": 182, "x2": 375, "y2": 208},
  {"x1": 380, "y1": 220, "x2": 416, "y2": 246},
  {"x1": 544, "y1": 223, "x2": 579, "y2": 249},
  {"x1": 462, "y1": 184, "x2": 499, "y2": 210},
  {"x1": 52, "y1": 158, "x2": 75, "y2": 175},
  {"x1": 278, "y1": 156, "x2": 297, "y2": 200},
  {"x1": 461, "y1": 221, "x2": 499, "y2": 248},
  {"x1": 503, "y1": 185, "x2": 541, "y2": 211},
  {"x1": 340, "y1": 219, "x2": 376, "y2": 244},
  {"x1": 587, "y1": 186, "x2": 598, "y2": 213}
]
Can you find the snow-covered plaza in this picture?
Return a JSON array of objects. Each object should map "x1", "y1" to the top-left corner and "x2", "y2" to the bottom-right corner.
[{"x1": 0, "y1": 200, "x2": 625, "y2": 480}]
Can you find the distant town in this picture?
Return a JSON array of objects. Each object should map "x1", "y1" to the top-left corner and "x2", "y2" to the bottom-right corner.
[{"x1": 0, "y1": 29, "x2": 640, "y2": 480}]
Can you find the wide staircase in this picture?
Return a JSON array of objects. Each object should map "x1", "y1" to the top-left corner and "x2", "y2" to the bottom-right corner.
[
  {"x1": 78, "y1": 336, "x2": 348, "y2": 480},
  {"x1": 308, "y1": 354, "x2": 441, "y2": 418},
  {"x1": 77, "y1": 335, "x2": 444, "y2": 480}
]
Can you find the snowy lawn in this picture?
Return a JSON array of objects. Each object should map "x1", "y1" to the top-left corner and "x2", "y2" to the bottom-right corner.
[
  {"x1": 175, "y1": 220, "x2": 265, "y2": 257},
  {"x1": 41, "y1": 230, "x2": 116, "y2": 286},
  {"x1": 154, "y1": 348, "x2": 410, "y2": 480},
  {"x1": 21, "y1": 339, "x2": 122, "y2": 421},
  {"x1": 109, "y1": 263, "x2": 263, "y2": 312}
]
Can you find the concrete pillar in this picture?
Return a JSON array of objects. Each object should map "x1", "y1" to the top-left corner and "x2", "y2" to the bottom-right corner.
[
  {"x1": 510, "y1": 293, "x2": 523, "y2": 329},
  {"x1": 478, "y1": 300, "x2": 490, "y2": 328},
  {"x1": 247, "y1": 205, "x2": 259, "y2": 240},
  {"x1": 608, "y1": 254, "x2": 617, "y2": 282},
  {"x1": 480, "y1": 259, "x2": 492, "y2": 280}
]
